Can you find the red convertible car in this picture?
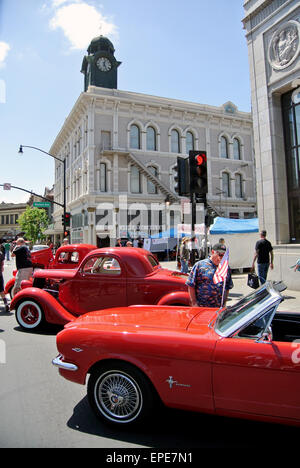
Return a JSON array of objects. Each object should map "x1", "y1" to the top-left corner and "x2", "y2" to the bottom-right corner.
[
  {"x1": 52, "y1": 281, "x2": 300, "y2": 428},
  {"x1": 10, "y1": 247, "x2": 189, "y2": 330},
  {"x1": 5, "y1": 243, "x2": 96, "y2": 298}
]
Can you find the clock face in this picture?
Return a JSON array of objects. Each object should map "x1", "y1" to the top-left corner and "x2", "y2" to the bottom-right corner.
[{"x1": 97, "y1": 57, "x2": 112, "y2": 72}]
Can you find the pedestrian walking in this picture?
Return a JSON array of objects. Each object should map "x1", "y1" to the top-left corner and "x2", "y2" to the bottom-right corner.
[
  {"x1": 0, "y1": 245, "x2": 9, "y2": 312},
  {"x1": 186, "y1": 243, "x2": 233, "y2": 308},
  {"x1": 179, "y1": 237, "x2": 190, "y2": 274},
  {"x1": 4, "y1": 241, "x2": 11, "y2": 261},
  {"x1": 11, "y1": 238, "x2": 33, "y2": 296},
  {"x1": 251, "y1": 230, "x2": 273, "y2": 285}
]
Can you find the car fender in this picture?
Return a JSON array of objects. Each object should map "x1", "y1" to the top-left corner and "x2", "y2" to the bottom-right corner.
[
  {"x1": 4, "y1": 277, "x2": 15, "y2": 295},
  {"x1": 157, "y1": 291, "x2": 190, "y2": 306},
  {"x1": 10, "y1": 288, "x2": 76, "y2": 325}
]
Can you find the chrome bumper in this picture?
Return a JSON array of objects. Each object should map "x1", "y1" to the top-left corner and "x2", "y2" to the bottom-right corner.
[{"x1": 52, "y1": 355, "x2": 78, "y2": 372}]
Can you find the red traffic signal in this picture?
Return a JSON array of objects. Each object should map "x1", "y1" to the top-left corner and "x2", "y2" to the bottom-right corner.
[
  {"x1": 189, "y1": 150, "x2": 208, "y2": 197},
  {"x1": 65, "y1": 212, "x2": 71, "y2": 227},
  {"x1": 195, "y1": 153, "x2": 206, "y2": 166}
]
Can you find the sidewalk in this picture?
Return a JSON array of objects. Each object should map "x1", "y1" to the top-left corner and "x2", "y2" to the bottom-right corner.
[{"x1": 162, "y1": 260, "x2": 300, "y2": 313}]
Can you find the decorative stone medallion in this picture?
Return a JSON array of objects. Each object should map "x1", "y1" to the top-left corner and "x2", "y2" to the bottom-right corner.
[{"x1": 268, "y1": 20, "x2": 300, "y2": 70}]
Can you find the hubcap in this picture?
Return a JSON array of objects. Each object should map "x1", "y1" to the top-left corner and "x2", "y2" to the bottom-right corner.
[
  {"x1": 96, "y1": 372, "x2": 141, "y2": 422},
  {"x1": 20, "y1": 304, "x2": 40, "y2": 325}
]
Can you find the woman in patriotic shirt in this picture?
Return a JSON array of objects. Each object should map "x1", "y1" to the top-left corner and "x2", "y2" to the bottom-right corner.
[{"x1": 186, "y1": 243, "x2": 233, "y2": 308}]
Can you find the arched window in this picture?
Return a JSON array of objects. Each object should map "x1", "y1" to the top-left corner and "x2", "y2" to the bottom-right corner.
[
  {"x1": 222, "y1": 172, "x2": 231, "y2": 197},
  {"x1": 147, "y1": 166, "x2": 158, "y2": 194},
  {"x1": 233, "y1": 138, "x2": 241, "y2": 160},
  {"x1": 130, "y1": 124, "x2": 140, "y2": 149},
  {"x1": 130, "y1": 165, "x2": 141, "y2": 193},
  {"x1": 235, "y1": 174, "x2": 243, "y2": 198},
  {"x1": 221, "y1": 136, "x2": 229, "y2": 158},
  {"x1": 146, "y1": 127, "x2": 156, "y2": 151},
  {"x1": 171, "y1": 129, "x2": 180, "y2": 153},
  {"x1": 186, "y1": 131, "x2": 194, "y2": 154}
]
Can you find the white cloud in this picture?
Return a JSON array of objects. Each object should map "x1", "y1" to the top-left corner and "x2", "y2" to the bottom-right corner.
[
  {"x1": 49, "y1": 2, "x2": 118, "y2": 50},
  {"x1": 0, "y1": 42, "x2": 11, "y2": 67}
]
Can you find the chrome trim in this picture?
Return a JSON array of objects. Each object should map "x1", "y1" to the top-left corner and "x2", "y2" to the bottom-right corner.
[
  {"x1": 52, "y1": 355, "x2": 78, "y2": 371},
  {"x1": 214, "y1": 282, "x2": 284, "y2": 338}
]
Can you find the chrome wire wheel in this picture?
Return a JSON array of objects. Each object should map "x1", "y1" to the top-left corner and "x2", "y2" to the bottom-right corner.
[
  {"x1": 88, "y1": 362, "x2": 156, "y2": 427},
  {"x1": 95, "y1": 371, "x2": 142, "y2": 423}
]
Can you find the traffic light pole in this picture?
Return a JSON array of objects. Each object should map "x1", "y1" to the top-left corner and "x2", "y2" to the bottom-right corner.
[
  {"x1": 190, "y1": 191, "x2": 196, "y2": 266},
  {"x1": 19, "y1": 145, "x2": 66, "y2": 236},
  {"x1": 190, "y1": 193, "x2": 208, "y2": 266}
]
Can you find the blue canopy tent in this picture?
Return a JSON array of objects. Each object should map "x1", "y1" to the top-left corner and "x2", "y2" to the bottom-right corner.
[{"x1": 210, "y1": 217, "x2": 259, "y2": 234}]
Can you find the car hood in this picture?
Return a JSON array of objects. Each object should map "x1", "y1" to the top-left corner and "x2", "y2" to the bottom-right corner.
[
  {"x1": 64, "y1": 305, "x2": 218, "y2": 333},
  {"x1": 33, "y1": 268, "x2": 77, "y2": 280}
]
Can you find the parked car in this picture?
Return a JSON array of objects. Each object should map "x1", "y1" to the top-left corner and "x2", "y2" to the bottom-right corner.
[
  {"x1": 52, "y1": 281, "x2": 300, "y2": 428},
  {"x1": 10, "y1": 247, "x2": 190, "y2": 330},
  {"x1": 5, "y1": 243, "x2": 96, "y2": 298}
]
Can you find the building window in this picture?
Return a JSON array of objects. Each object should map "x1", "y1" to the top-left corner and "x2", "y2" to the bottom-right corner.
[
  {"x1": 130, "y1": 125, "x2": 140, "y2": 149},
  {"x1": 99, "y1": 163, "x2": 107, "y2": 192},
  {"x1": 171, "y1": 129, "x2": 180, "y2": 153},
  {"x1": 146, "y1": 127, "x2": 156, "y2": 151},
  {"x1": 147, "y1": 166, "x2": 158, "y2": 194},
  {"x1": 233, "y1": 138, "x2": 241, "y2": 160},
  {"x1": 186, "y1": 131, "x2": 194, "y2": 154},
  {"x1": 221, "y1": 136, "x2": 229, "y2": 158},
  {"x1": 222, "y1": 172, "x2": 231, "y2": 197},
  {"x1": 235, "y1": 174, "x2": 243, "y2": 198},
  {"x1": 282, "y1": 89, "x2": 300, "y2": 242},
  {"x1": 130, "y1": 165, "x2": 141, "y2": 193},
  {"x1": 101, "y1": 131, "x2": 111, "y2": 151}
]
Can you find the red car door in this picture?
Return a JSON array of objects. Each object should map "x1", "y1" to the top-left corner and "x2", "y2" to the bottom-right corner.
[
  {"x1": 213, "y1": 338, "x2": 300, "y2": 422},
  {"x1": 64, "y1": 254, "x2": 127, "y2": 315}
]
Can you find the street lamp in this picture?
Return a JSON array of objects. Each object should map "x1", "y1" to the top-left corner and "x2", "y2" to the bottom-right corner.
[{"x1": 18, "y1": 145, "x2": 66, "y2": 236}]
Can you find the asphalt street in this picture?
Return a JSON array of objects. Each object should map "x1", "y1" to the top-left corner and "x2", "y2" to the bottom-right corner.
[{"x1": 0, "y1": 259, "x2": 299, "y2": 449}]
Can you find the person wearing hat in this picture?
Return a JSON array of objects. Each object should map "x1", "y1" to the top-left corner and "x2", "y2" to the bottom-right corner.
[
  {"x1": 186, "y1": 242, "x2": 233, "y2": 308},
  {"x1": 11, "y1": 238, "x2": 33, "y2": 296},
  {"x1": 179, "y1": 237, "x2": 190, "y2": 274}
]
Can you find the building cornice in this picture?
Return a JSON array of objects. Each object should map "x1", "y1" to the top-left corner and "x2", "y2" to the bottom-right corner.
[{"x1": 49, "y1": 86, "x2": 252, "y2": 155}]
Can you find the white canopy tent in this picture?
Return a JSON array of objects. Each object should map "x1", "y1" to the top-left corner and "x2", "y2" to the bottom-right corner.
[{"x1": 209, "y1": 217, "x2": 259, "y2": 269}]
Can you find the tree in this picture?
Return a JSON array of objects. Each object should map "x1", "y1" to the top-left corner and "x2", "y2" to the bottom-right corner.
[{"x1": 17, "y1": 207, "x2": 49, "y2": 244}]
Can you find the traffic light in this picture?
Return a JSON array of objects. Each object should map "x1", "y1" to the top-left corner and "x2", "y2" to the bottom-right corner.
[
  {"x1": 189, "y1": 150, "x2": 208, "y2": 198},
  {"x1": 61, "y1": 214, "x2": 64, "y2": 225},
  {"x1": 64, "y1": 230, "x2": 69, "y2": 238},
  {"x1": 173, "y1": 157, "x2": 190, "y2": 196},
  {"x1": 65, "y1": 212, "x2": 71, "y2": 227}
]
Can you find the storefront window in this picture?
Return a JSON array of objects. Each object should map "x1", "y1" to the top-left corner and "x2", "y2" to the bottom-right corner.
[{"x1": 282, "y1": 89, "x2": 300, "y2": 242}]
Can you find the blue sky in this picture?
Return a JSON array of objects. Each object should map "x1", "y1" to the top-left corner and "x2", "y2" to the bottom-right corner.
[{"x1": 0, "y1": 0, "x2": 251, "y2": 204}]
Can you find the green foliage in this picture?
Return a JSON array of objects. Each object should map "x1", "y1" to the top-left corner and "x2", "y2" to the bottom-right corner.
[{"x1": 17, "y1": 207, "x2": 49, "y2": 244}]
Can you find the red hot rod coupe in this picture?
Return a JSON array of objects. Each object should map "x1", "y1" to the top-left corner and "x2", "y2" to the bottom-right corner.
[
  {"x1": 52, "y1": 281, "x2": 300, "y2": 428},
  {"x1": 10, "y1": 247, "x2": 190, "y2": 330},
  {"x1": 5, "y1": 243, "x2": 96, "y2": 298}
]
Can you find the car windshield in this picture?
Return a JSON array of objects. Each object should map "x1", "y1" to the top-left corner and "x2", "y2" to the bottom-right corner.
[{"x1": 215, "y1": 283, "x2": 281, "y2": 336}]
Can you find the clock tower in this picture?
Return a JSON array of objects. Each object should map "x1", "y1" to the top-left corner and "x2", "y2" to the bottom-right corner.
[{"x1": 81, "y1": 36, "x2": 121, "y2": 91}]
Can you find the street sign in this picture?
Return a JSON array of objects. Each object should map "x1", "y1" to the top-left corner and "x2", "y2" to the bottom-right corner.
[{"x1": 33, "y1": 202, "x2": 51, "y2": 208}]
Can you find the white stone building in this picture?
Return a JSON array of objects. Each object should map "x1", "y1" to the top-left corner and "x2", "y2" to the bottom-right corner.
[
  {"x1": 50, "y1": 36, "x2": 256, "y2": 248},
  {"x1": 243, "y1": 0, "x2": 300, "y2": 289}
]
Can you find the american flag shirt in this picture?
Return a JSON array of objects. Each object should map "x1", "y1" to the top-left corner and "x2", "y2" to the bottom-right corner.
[{"x1": 186, "y1": 257, "x2": 233, "y2": 307}]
